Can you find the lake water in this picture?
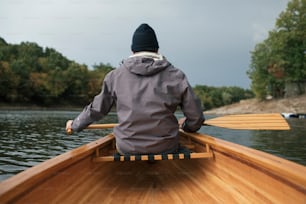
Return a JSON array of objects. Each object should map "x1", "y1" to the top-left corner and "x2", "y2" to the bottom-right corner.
[{"x1": 0, "y1": 110, "x2": 305, "y2": 181}]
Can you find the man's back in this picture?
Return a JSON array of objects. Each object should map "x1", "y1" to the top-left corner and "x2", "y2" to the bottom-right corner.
[{"x1": 107, "y1": 52, "x2": 191, "y2": 154}]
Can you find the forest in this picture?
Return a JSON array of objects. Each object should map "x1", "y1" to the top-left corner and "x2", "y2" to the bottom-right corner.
[
  {"x1": 0, "y1": 38, "x2": 114, "y2": 106},
  {"x1": 0, "y1": 37, "x2": 253, "y2": 110}
]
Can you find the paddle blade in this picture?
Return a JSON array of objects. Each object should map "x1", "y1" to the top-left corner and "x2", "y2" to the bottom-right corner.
[{"x1": 204, "y1": 113, "x2": 290, "y2": 130}]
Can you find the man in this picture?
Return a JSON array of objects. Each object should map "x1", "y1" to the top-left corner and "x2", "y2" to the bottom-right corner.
[{"x1": 66, "y1": 23, "x2": 204, "y2": 154}]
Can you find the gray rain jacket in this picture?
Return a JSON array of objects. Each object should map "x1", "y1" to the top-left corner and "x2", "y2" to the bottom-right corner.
[{"x1": 72, "y1": 52, "x2": 204, "y2": 154}]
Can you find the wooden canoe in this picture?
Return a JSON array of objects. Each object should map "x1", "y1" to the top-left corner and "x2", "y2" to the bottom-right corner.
[{"x1": 0, "y1": 131, "x2": 305, "y2": 203}]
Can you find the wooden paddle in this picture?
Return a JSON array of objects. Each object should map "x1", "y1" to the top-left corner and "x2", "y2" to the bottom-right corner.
[{"x1": 72, "y1": 113, "x2": 289, "y2": 131}]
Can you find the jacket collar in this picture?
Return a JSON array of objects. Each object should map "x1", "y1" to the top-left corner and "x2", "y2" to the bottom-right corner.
[{"x1": 129, "y1": 51, "x2": 163, "y2": 61}]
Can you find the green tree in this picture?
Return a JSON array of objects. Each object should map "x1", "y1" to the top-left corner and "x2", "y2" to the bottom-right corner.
[
  {"x1": 45, "y1": 48, "x2": 70, "y2": 71},
  {"x1": 88, "y1": 63, "x2": 115, "y2": 98},
  {"x1": 18, "y1": 42, "x2": 43, "y2": 72},
  {"x1": 193, "y1": 85, "x2": 214, "y2": 110},
  {"x1": 248, "y1": 40, "x2": 274, "y2": 99},
  {"x1": 247, "y1": 0, "x2": 306, "y2": 99},
  {"x1": 10, "y1": 59, "x2": 33, "y2": 102},
  {"x1": 193, "y1": 85, "x2": 254, "y2": 110},
  {"x1": 275, "y1": 0, "x2": 306, "y2": 82},
  {"x1": 62, "y1": 62, "x2": 90, "y2": 104},
  {"x1": 0, "y1": 61, "x2": 18, "y2": 102}
]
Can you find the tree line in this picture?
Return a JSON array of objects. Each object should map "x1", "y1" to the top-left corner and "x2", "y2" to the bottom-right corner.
[
  {"x1": 0, "y1": 37, "x2": 253, "y2": 110},
  {"x1": 247, "y1": 0, "x2": 305, "y2": 99},
  {"x1": 0, "y1": 38, "x2": 114, "y2": 106},
  {"x1": 193, "y1": 85, "x2": 254, "y2": 110}
]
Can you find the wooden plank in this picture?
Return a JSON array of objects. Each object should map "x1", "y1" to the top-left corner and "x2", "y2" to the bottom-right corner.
[{"x1": 182, "y1": 131, "x2": 306, "y2": 192}]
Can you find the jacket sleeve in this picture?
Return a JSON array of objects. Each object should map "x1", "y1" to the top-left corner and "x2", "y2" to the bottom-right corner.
[
  {"x1": 71, "y1": 73, "x2": 114, "y2": 132},
  {"x1": 181, "y1": 81, "x2": 205, "y2": 132}
]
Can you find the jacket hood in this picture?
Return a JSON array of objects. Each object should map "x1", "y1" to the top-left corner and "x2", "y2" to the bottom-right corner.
[{"x1": 123, "y1": 52, "x2": 170, "y2": 76}]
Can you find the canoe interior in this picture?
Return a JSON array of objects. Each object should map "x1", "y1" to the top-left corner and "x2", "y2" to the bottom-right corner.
[{"x1": 0, "y1": 132, "x2": 305, "y2": 203}]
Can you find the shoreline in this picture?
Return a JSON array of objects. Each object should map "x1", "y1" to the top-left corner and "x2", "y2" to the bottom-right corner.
[{"x1": 204, "y1": 94, "x2": 306, "y2": 115}]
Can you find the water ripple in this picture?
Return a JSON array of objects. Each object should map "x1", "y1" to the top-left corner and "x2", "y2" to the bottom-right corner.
[{"x1": 0, "y1": 110, "x2": 115, "y2": 181}]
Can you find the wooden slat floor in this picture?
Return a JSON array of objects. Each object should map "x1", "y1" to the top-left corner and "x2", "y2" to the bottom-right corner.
[{"x1": 13, "y1": 153, "x2": 306, "y2": 204}]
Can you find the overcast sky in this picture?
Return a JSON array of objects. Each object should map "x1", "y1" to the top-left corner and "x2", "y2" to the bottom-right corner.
[{"x1": 1, "y1": 0, "x2": 289, "y2": 88}]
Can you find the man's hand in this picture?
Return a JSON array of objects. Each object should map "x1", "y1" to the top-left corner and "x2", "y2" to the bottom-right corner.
[
  {"x1": 178, "y1": 117, "x2": 186, "y2": 129},
  {"x1": 66, "y1": 120, "x2": 73, "y2": 135}
]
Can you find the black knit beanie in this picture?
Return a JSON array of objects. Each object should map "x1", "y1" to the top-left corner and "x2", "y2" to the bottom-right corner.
[{"x1": 131, "y1": 23, "x2": 159, "y2": 52}]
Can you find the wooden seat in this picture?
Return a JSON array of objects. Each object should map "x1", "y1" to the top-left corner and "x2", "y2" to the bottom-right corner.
[{"x1": 93, "y1": 144, "x2": 213, "y2": 162}]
